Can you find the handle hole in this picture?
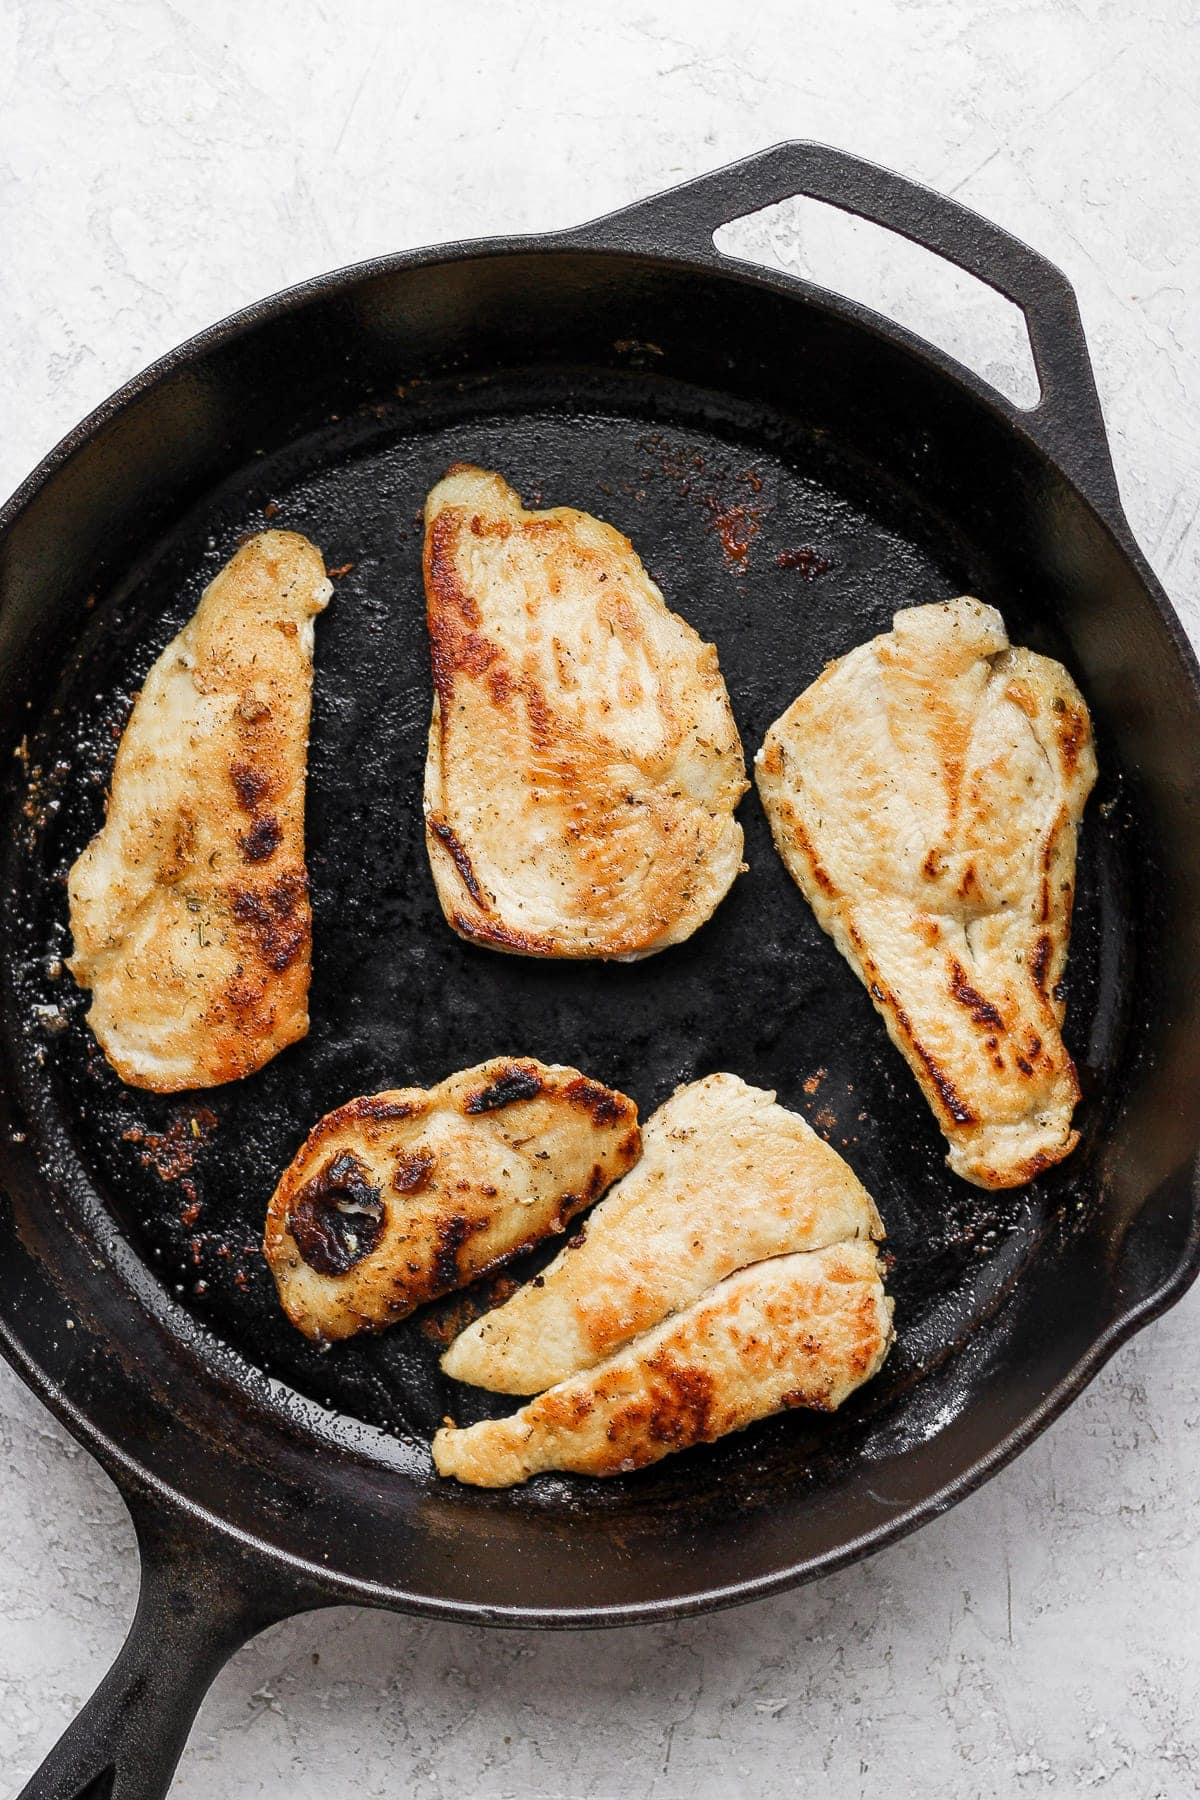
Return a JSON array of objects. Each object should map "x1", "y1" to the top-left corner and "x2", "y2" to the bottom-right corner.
[{"x1": 714, "y1": 195, "x2": 1041, "y2": 409}]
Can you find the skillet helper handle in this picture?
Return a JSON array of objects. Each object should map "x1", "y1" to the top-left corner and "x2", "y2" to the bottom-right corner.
[
  {"x1": 17, "y1": 1492, "x2": 303, "y2": 1800},
  {"x1": 567, "y1": 141, "x2": 1124, "y2": 524}
]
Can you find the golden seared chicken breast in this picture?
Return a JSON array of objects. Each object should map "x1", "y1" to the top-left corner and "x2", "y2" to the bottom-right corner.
[
  {"x1": 756, "y1": 599, "x2": 1097, "y2": 1189},
  {"x1": 443, "y1": 1071, "x2": 883, "y2": 1394},
  {"x1": 264, "y1": 1058, "x2": 639, "y2": 1342},
  {"x1": 433, "y1": 1238, "x2": 893, "y2": 1486},
  {"x1": 422, "y1": 465, "x2": 747, "y2": 958},
  {"x1": 68, "y1": 532, "x2": 331, "y2": 1090}
]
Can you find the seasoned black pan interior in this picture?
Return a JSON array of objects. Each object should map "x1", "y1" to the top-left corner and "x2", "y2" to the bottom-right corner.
[
  {"x1": 5, "y1": 373, "x2": 1134, "y2": 1478},
  {"x1": 1, "y1": 247, "x2": 1196, "y2": 1617}
]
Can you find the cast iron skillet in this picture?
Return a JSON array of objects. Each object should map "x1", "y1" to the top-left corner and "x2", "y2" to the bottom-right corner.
[{"x1": 3, "y1": 143, "x2": 1200, "y2": 1799}]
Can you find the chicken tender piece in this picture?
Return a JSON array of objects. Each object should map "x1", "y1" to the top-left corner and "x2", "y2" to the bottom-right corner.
[
  {"x1": 67, "y1": 532, "x2": 331, "y2": 1090},
  {"x1": 433, "y1": 1239, "x2": 893, "y2": 1486},
  {"x1": 264, "y1": 1058, "x2": 640, "y2": 1342},
  {"x1": 422, "y1": 465, "x2": 747, "y2": 959},
  {"x1": 443, "y1": 1072, "x2": 882, "y2": 1394},
  {"x1": 756, "y1": 598, "x2": 1097, "y2": 1188}
]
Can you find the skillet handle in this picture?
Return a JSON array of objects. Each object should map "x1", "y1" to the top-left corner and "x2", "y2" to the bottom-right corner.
[
  {"x1": 16, "y1": 1487, "x2": 312, "y2": 1800},
  {"x1": 566, "y1": 141, "x2": 1124, "y2": 524}
]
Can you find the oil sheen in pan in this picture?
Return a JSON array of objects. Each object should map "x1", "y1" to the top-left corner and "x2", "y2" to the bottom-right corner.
[{"x1": 13, "y1": 368, "x2": 1135, "y2": 1513}]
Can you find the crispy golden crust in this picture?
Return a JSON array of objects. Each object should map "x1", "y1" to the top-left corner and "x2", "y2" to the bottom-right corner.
[
  {"x1": 67, "y1": 532, "x2": 331, "y2": 1090},
  {"x1": 433, "y1": 1240, "x2": 893, "y2": 1486},
  {"x1": 755, "y1": 599, "x2": 1098, "y2": 1188},
  {"x1": 443, "y1": 1071, "x2": 884, "y2": 1394},
  {"x1": 422, "y1": 465, "x2": 747, "y2": 959},
  {"x1": 263, "y1": 1058, "x2": 641, "y2": 1342}
]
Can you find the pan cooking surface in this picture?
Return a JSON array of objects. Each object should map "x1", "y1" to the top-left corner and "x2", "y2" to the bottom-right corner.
[{"x1": 7, "y1": 368, "x2": 1135, "y2": 1518}]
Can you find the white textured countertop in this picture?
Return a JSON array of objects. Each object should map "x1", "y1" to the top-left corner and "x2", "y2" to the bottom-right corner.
[{"x1": 2, "y1": 3, "x2": 1199, "y2": 1794}]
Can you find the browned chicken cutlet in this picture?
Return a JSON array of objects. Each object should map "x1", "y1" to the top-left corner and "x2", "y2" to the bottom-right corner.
[
  {"x1": 67, "y1": 532, "x2": 331, "y2": 1090},
  {"x1": 433, "y1": 1239, "x2": 893, "y2": 1487},
  {"x1": 756, "y1": 598, "x2": 1097, "y2": 1188},
  {"x1": 422, "y1": 465, "x2": 747, "y2": 959},
  {"x1": 264, "y1": 1058, "x2": 640, "y2": 1342}
]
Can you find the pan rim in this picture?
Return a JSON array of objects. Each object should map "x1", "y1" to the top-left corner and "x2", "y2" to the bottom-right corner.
[
  {"x1": 6, "y1": 223, "x2": 1200, "y2": 717},
  {"x1": 2, "y1": 228, "x2": 1200, "y2": 1623},
  {"x1": 6, "y1": 225, "x2": 1199, "y2": 724},
  {"x1": 1, "y1": 1228, "x2": 1196, "y2": 1626}
]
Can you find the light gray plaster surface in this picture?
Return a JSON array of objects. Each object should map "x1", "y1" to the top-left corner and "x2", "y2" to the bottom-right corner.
[{"x1": 1, "y1": 2, "x2": 1198, "y2": 1794}]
